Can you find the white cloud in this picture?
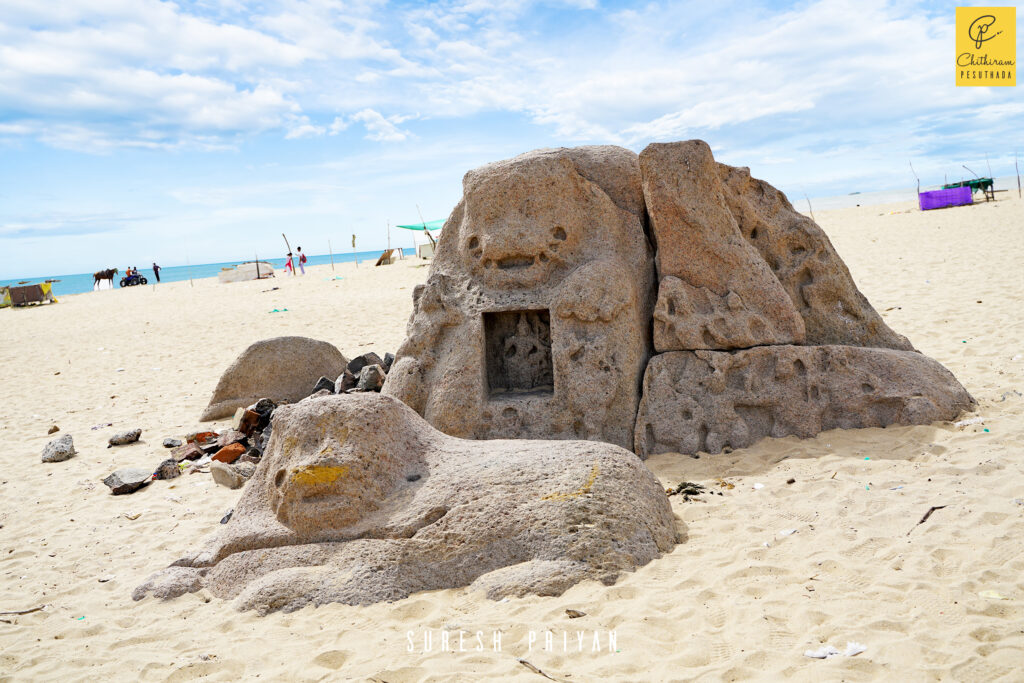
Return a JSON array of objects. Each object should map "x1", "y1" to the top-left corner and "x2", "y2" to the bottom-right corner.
[{"x1": 352, "y1": 109, "x2": 412, "y2": 142}]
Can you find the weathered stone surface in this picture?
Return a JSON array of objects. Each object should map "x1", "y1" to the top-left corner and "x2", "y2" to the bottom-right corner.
[
  {"x1": 48, "y1": 425, "x2": 59, "y2": 434},
  {"x1": 634, "y1": 346, "x2": 975, "y2": 457},
  {"x1": 212, "y1": 443, "x2": 246, "y2": 464},
  {"x1": 639, "y1": 140, "x2": 805, "y2": 352},
  {"x1": 155, "y1": 459, "x2": 181, "y2": 480},
  {"x1": 134, "y1": 394, "x2": 677, "y2": 613},
  {"x1": 716, "y1": 163, "x2": 913, "y2": 350},
  {"x1": 103, "y1": 468, "x2": 153, "y2": 495},
  {"x1": 41, "y1": 434, "x2": 76, "y2": 463},
  {"x1": 163, "y1": 438, "x2": 182, "y2": 448},
  {"x1": 108, "y1": 429, "x2": 142, "y2": 447},
  {"x1": 311, "y1": 376, "x2": 336, "y2": 396},
  {"x1": 382, "y1": 352, "x2": 395, "y2": 373},
  {"x1": 383, "y1": 146, "x2": 655, "y2": 450},
  {"x1": 200, "y1": 337, "x2": 348, "y2": 421},
  {"x1": 356, "y1": 364, "x2": 386, "y2": 392},
  {"x1": 211, "y1": 461, "x2": 246, "y2": 489}
]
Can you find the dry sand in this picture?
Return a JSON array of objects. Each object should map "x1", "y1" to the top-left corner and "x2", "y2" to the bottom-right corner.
[{"x1": 1, "y1": 195, "x2": 1022, "y2": 682}]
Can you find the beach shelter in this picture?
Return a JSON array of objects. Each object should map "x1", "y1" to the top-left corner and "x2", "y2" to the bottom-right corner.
[{"x1": 396, "y1": 218, "x2": 446, "y2": 258}]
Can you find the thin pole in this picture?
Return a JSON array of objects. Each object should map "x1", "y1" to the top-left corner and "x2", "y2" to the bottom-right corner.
[
  {"x1": 909, "y1": 160, "x2": 920, "y2": 196},
  {"x1": 255, "y1": 252, "x2": 260, "y2": 279},
  {"x1": 416, "y1": 203, "x2": 436, "y2": 249},
  {"x1": 1016, "y1": 152, "x2": 1021, "y2": 198},
  {"x1": 282, "y1": 233, "x2": 295, "y2": 275},
  {"x1": 802, "y1": 191, "x2": 815, "y2": 222},
  {"x1": 352, "y1": 234, "x2": 358, "y2": 267},
  {"x1": 386, "y1": 220, "x2": 391, "y2": 251},
  {"x1": 328, "y1": 239, "x2": 335, "y2": 270}
]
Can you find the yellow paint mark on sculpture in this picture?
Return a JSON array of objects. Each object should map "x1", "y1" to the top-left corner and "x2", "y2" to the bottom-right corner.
[
  {"x1": 542, "y1": 464, "x2": 599, "y2": 502},
  {"x1": 290, "y1": 465, "x2": 350, "y2": 487}
]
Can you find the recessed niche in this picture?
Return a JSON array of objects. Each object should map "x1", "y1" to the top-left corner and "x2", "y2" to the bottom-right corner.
[{"x1": 484, "y1": 309, "x2": 553, "y2": 396}]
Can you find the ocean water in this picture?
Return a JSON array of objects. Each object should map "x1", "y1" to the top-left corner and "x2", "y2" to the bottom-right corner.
[{"x1": 1, "y1": 249, "x2": 415, "y2": 298}]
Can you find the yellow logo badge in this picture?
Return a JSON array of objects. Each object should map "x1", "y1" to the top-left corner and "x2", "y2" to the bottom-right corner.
[{"x1": 957, "y1": 7, "x2": 1016, "y2": 86}]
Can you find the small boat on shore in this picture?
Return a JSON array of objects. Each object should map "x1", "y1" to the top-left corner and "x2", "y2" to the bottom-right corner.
[{"x1": 218, "y1": 261, "x2": 275, "y2": 283}]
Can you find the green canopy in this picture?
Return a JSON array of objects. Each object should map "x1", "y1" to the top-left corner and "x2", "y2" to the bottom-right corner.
[{"x1": 396, "y1": 218, "x2": 446, "y2": 231}]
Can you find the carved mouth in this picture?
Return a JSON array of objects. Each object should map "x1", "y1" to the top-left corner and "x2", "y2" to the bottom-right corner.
[{"x1": 483, "y1": 256, "x2": 538, "y2": 271}]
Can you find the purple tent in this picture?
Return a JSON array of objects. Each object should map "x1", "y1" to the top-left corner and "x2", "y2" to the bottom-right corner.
[{"x1": 919, "y1": 187, "x2": 972, "y2": 211}]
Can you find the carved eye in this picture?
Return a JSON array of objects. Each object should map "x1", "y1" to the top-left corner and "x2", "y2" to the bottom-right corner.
[
  {"x1": 552, "y1": 227, "x2": 567, "y2": 241},
  {"x1": 468, "y1": 236, "x2": 479, "y2": 250}
]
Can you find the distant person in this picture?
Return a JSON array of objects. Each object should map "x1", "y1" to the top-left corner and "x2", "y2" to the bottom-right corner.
[
  {"x1": 297, "y1": 246, "x2": 306, "y2": 275},
  {"x1": 152, "y1": 262, "x2": 161, "y2": 282},
  {"x1": 285, "y1": 252, "x2": 294, "y2": 275}
]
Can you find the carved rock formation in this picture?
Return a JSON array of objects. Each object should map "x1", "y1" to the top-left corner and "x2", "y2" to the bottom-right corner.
[
  {"x1": 634, "y1": 346, "x2": 975, "y2": 456},
  {"x1": 716, "y1": 163, "x2": 914, "y2": 350},
  {"x1": 640, "y1": 141, "x2": 806, "y2": 352},
  {"x1": 134, "y1": 394, "x2": 678, "y2": 612},
  {"x1": 382, "y1": 146, "x2": 655, "y2": 450},
  {"x1": 200, "y1": 337, "x2": 348, "y2": 421}
]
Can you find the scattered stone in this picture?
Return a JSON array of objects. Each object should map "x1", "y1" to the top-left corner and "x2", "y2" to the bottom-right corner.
[
  {"x1": 356, "y1": 364, "x2": 386, "y2": 392},
  {"x1": 220, "y1": 509, "x2": 233, "y2": 524},
  {"x1": 212, "y1": 443, "x2": 246, "y2": 464},
  {"x1": 382, "y1": 352, "x2": 395, "y2": 373},
  {"x1": 171, "y1": 442, "x2": 204, "y2": 462},
  {"x1": 41, "y1": 434, "x2": 76, "y2": 463},
  {"x1": 382, "y1": 145, "x2": 654, "y2": 450},
  {"x1": 103, "y1": 468, "x2": 153, "y2": 495},
  {"x1": 233, "y1": 461, "x2": 256, "y2": 479},
  {"x1": 107, "y1": 429, "x2": 142, "y2": 447},
  {"x1": 133, "y1": 394, "x2": 676, "y2": 612},
  {"x1": 635, "y1": 346, "x2": 976, "y2": 456},
  {"x1": 200, "y1": 337, "x2": 348, "y2": 421},
  {"x1": 186, "y1": 431, "x2": 218, "y2": 446},
  {"x1": 216, "y1": 429, "x2": 247, "y2": 449},
  {"x1": 347, "y1": 352, "x2": 384, "y2": 376},
  {"x1": 232, "y1": 408, "x2": 261, "y2": 436},
  {"x1": 210, "y1": 461, "x2": 246, "y2": 489},
  {"x1": 155, "y1": 459, "x2": 181, "y2": 480},
  {"x1": 163, "y1": 438, "x2": 182, "y2": 448},
  {"x1": 250, "y1": 398, "x2": 277, "y2": 421},
  {"x1": 47, "y1": 425, "x2": 59, "y2": 434},
  {"x1": 566, "y1": 610, "x2": 586, "y2": 619},
  {"x1": 335, "y1": 370, "x2": 357, "y2": 393},
  {"x1": 311, "y1": 376, "x2": 336, "y2": 396}
]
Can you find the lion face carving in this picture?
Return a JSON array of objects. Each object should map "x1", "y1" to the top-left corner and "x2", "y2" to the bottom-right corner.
[{"x1": 460, "y1": 160, "x2": 587, "y2": 288}]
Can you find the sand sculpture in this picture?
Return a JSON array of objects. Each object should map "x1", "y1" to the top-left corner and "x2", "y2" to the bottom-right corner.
[
  {"x1": 385, "y1": 140, "x2": 974, "y2": 456},
  {"x1": 200, "y1": 337, "x2": 348, "y2": 421},
  {"x1": 135, "y1": 394, "x2": 677, "y2": 613}
]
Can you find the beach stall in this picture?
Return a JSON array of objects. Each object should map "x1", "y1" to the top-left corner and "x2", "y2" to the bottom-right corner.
[
  {"x1": 2, "y1": 283, "x2": 58, "y2": 307},
  {"x1": 217, "y1": 261, "x2": 275, "y2": 283},
  {"x1": 397, "y1": 218, "x2": 445, "y2": 259},
  {"x1": 919, "y1": 186, "x2": 973, "y2": 211}
]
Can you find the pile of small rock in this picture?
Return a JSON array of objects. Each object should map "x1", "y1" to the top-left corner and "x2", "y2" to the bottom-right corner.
[{"x1": 310, "y1": 351, "x2": 395, "y2": 397}]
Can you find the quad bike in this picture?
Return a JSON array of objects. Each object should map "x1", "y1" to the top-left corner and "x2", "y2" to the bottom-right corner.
[{"x1": 120, "y1": 273, "x2": 148, "y2": 287}]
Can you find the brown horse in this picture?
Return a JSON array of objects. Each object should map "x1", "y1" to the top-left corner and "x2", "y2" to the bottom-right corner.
[{"x1": 93, "y1": 268, "x2": 118, "y2": 289}]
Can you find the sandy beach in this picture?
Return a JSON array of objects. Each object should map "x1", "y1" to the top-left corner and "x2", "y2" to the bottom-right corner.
[{"x1": 1, "y1": 194, "x2": 1022, "y2": 681}]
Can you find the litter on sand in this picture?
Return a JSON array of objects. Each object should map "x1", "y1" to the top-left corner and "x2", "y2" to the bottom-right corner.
[
  {"x1": 779, "y1": 529, "x2": 797, "y2": 536},
  {"x1": 753, "y1": 483, "x2": 765, "y2": 490},
  {"x1": 954, "y1": 416, "x2": 985, "y2": 428},
  {"x1": 804, "y1": 642, "x2": 866, "y2": 659},
  {"x1": 979, "y1": 590, "x2": 1009, "y2": 600}
]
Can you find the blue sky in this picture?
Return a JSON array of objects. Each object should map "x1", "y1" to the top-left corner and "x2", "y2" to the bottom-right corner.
[{"x1": 1, "y1": 0, "x2": 1022, "y2": 278}]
